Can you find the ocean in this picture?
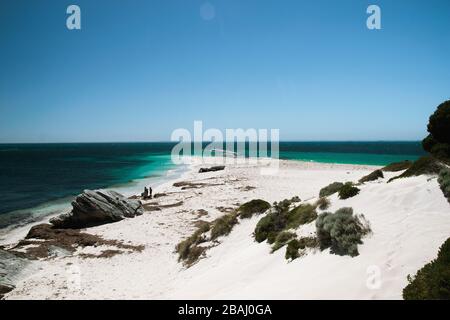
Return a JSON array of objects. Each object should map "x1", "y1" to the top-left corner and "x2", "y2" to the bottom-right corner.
[{"x1": 0, "y1": 141, "x2": 424, "y2": 230}]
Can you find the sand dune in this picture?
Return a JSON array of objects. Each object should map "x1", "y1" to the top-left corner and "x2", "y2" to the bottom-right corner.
[{"x1": 2, "y1": 157, "x2": 449, "y2": 299}]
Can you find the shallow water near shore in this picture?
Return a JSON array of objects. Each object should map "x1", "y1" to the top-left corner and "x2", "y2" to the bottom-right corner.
[
  {"x1": 0, "y1": 141, "x2": 424, "y2": 230},
  {"x1": 0, "y1": 143, "x2": 183, "y2": 231}
]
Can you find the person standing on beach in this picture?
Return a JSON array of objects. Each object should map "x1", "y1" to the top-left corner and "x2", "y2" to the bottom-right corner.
[
  {"x1": 142, "y1": 187, "x2": 148, "y2": 199},
  {"x1": 149, "y1": 187, "x2": 153, "y2": 199}
]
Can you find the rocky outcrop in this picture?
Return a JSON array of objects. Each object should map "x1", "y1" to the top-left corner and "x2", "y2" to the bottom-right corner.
[
  {"x1": 199, "y1": 166, "x2": 225, "y2": 173},
  {"x1": 50, "y1": 189, "x2": 143, "y2": 228}
]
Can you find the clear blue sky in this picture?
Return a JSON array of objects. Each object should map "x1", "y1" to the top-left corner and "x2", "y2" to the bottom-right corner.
[{"x1": 1, "y1": 0, "x2": 449, "y2": 143}]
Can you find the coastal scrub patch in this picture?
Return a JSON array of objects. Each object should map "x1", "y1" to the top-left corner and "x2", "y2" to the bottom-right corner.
[
  {"x1": 403, "y1": 237, "x2": 450, "y2": 300},
  {"x1": 338, "y1": 183, "x2": 360, "y2": 199},
  {"x1": 176, "y1": 221, "x2": 211, "y2": 266},
  {"x1": 254, "y1": 200, "x2": 317, "y2": 244},
  {"x1": 315, "y1": 197, "x2": 330, "y2": 210},
  {"x1": 438, "y1": 168, "x2": 450, "y2": 203},
  {"x1": 388, "y1": 156, "x2": 443, "y2": 182},
  {"x1": 319, "y1": 182, "x2": 344, "y2": 198},
  {"x1": 359, "y1": 169, "x2": 384, "y2": 183},
  {"x1": 254, "y1": 208, "x2": 287, "y2": 244},
  {"x1": 238, "y1": 199, "x2": 271, "y2": 219},
  {"x1": 210, "y1": 213, "x2": 238, "y2": 240},
  {"x1": 271, "y1": 231, "x2": 296, "y2": 252},
  {"x1": 287, "y1": 204, "x2": 317, "y2": 229},
  {"x1": 316, "y1": 207, "x2": 371, "y2": 257},
  {"x1": 177, "y1": 211, "x2": 241, "y2": 266},
  {"x1": 254, "y1": 199, "x2": 294, "y2": 243},
  {"x1": 285, "y1": 237, "x2": 318, "y2": 261},
  {"x1": 285, "y1": 239, "x2": 301, "y2": 260},
  {"x1": 382, "y1": 161, "x2": 412, "y2": 172}
]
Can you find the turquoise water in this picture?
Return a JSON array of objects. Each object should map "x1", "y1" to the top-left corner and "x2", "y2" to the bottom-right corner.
[
  {"x1": 0, "y1": 141, "x2": 424, "y2": 229},
  {"x1": 279, "y1": 151, "x2": 420, "y2": 166},
  {"x1": 277, "y1": 141, "x2": 424, "y2": 165},
  {"x1": 0, "y1": 143, "x2": 180, "y2": 229}
]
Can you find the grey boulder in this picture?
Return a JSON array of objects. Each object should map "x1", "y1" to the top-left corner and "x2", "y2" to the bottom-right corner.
[
  {"x1": 50, "y1": 189, "x2": 143, "y2": 228},
  {"x1": 0, "y1": 249, "x2": 30, "y2": 299}
]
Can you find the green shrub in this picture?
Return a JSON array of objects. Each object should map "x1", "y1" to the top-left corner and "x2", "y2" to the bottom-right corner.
[
  {"x1": 238, "y1": 199, "x2": 271, "y2": 219},
  {"x1": 254, "y1": 200, "x2": 295, "y2": 243},
  {"x1": 315, "y1": 197, "x2": 330, "y2": 210},
  {"x1": 359, "y1": 169, "x2": 384, "y2": 183},
  {"x1": 176, "y1": 211, "x2": 240, "y2": 265},
  {"x1": 429, "y1": 143, "x2": 450, "y2": 162},
  {"x1": 403, "y1": 237, "x2": 450, "y2": 300},
  {"x1": 438, "y1": 168, "x2": 450, "y2": 203},
  {"x1": 273, "y1": 199, "x2": 294, "y2": 211},
  {"x1": 254, "y1": 207, "x2": 288, "y2": 243},
  {"x1": 272, "y1": 231, "x2": 296, "y2": 252},
  {"x1": 422, "y1": 100, "x2": 450, "y2": 162},
  {"x1": 319, "y1": 182, "x2": 344, "y2": 197},
  {"x1": 176, "y1": 221, "x2": 211, "y2": 265},
  {"x1": 297, "y1": 236, "x2": 319, "y2": 249},
  {"x1": 388, "y1": 156, "x2": 443, "y2": 182},
  {"x1": 316, "y1": 207, "x2": 371, "y2": 257},
  {"x1": 284, "y1": 237, "x2": 318, "y2": 260},
  {"x1": 285, "y1": 239, "x2": 301, "y2": 260},
  {"x1": 382, "y1": 161, "x2": 412, "y2": 172},
  {"x1": 427, "y1": 100, "x2": 450, "y2": 144},
  {"x1": 338, "y1": 183, "x2": 360, "y2": 199},
  {"x1": 210, "y1": 213, "x2": 238, "y2": 240},
  {"x1": 276, "y1": 231, "x2": 296, "y2": 243},
  {"x1": 287, "y1": 204, "x2": 317, "y2": 229},
  {"x1": 422, "y1": 134, "x2": 437, "y2": 154},
  {"x1": 254, "y1": 201, "x2": 318, "y2": 244}
]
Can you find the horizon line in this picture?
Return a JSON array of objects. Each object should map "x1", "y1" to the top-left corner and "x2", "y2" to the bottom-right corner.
[{"x1": 0, "y1": 140, "x2": 424, "y2": 145}]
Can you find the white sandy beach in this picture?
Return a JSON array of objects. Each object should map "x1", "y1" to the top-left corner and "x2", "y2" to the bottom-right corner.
[{"x1": 1, "y1": 157, "x2": 449, "y2": 300}]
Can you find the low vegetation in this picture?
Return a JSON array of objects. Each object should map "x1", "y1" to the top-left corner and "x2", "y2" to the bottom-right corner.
[
  {"x1": 287, "y1": 204, "x2": 317, "y2": 229},
  {"x1": 359, "y1": 169, "x2": 384, "y2": 183},
  {"x1": 254, "y1": 200, "x2": 317, "y2": 244},
  {"x1": 272, "y1": 231, "x2": 296, "y2": 252},
  {"x1": 210, "y1": 213, "x2": 238, "y2": 240},
  {"x1": 382, "y1": 161, "x2": 412, "y2": 172},
  {"x1": 319, "y1": 182, "x2": 344, "y2": 198},
  {"x1": 177, "y1": 210, "x2": 242, "y2": 266},
  {"x1": 285, "y1": 239, "x2": 301, "y2": 260},
  {"x1": 315, "y1": 197, "x2": 330, "y2": 210},
  {"x1": 285, "y1": 237, "x2": 318, "y2": 261},
  {"x1": 256, "y1": 199, "x2": 370, "y2": 261},
  {"x1": 238, "y1": 199, "x2": 271, "y2": 219},
  {"x1": 254, "y1": 207, "x2": 288, "y2": 244},
  {"x1": 338, "y1": 182, "x2": 360, "y2": 199},
  {"x1": 388, "y1": 156, "x2": 443, "y2": 182},
  {"x1": 403, "y1": 237, "x2": 450, "y2": 300},
  {"x1": 438, "y1": 168, "x2": 450, "y2": 203},
  {"x1": 176, "y1": 221, "x2": 211, "y2": 266},
  {"x1": 316, "y1": 207, "x2": 371, "y2": 257}
]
